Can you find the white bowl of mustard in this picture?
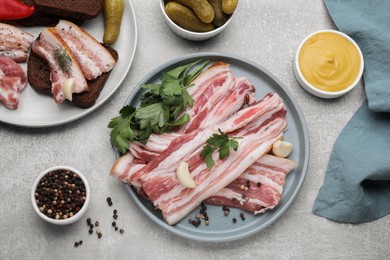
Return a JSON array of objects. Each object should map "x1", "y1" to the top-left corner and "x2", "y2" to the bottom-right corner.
[{"x1": 294, "y1": 30, "x2": 364, "y2": 98}]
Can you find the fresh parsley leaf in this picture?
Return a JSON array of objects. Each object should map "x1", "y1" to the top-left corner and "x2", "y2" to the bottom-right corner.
[
  {"x1": 173, "y1": 113, "x2": 190, "y2": 126},
  {"x1": 200, "y1": 129, "x2": 241, "y2": 168},
  {"x1": 141, "y1": 84, "x2": 161, "y2": 95},
  {"x1": 135, "y1": 103, "x2": 168, "y2": 129},
  {"x1": 162, "y1": 79, "x2": 182, "y2": 96}
]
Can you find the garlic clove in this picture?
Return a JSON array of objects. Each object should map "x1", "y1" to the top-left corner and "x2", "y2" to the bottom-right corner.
[
  {"x1": 272, "y1": 140, "x2": 293, "y2": 158},
  {"x1": 176, "y1": 162, "x2": 196, "y2": 188},
  {"x1": 63, "y1": 78, "x2": 75, "y2": 102}
]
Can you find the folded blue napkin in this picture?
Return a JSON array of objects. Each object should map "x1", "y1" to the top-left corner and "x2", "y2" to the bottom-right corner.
[{"x1": 312, "y1": 0, "x2": 390, "y2": 223}]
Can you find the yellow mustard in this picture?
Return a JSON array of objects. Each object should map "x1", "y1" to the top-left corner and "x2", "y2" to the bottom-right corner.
[{"x1": 298, "y1": 32, "x2": 361, "y2": 92}]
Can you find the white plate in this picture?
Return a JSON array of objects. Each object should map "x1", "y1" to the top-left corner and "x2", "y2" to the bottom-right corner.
[{"x1": 0, "y1": 0, "x2": 137, "y2": 127}]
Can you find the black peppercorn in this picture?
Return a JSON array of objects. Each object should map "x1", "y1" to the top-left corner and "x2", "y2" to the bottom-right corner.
[
  {"x1": 115, "y1": 227, "x2": 118, "y2": 231},
  {"x1": 113, "y1": 209, "x2": 117, "y2": 214},
  {"x1": 74, "y1": 242, "x2": 79, "y2": 247},
  {"x1": 112, "y1": 222, "x2": 116, "y2": 227},
  {"x1": 232, "y1": 218, "x2": 237, "y2": 223},
  {"x1": 89, "y1": 229, "x2": 93, "y2": 234},
  {"x1": 119, "y1": 229, "x2": 124, "y2": 234}
]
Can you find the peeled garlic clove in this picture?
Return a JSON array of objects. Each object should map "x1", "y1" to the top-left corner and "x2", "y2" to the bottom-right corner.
[
  {"x1": 63, "y1": 78, "x2": 75, "y2": 102},
  {"x1": 272, "y1": 140, "x2": 293, "y2": 158},
  {"x1": 176, "y1": 162, "x2": 196, "y2": 188}
]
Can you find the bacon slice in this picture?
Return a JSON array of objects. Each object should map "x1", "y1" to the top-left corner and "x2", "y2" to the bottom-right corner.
[
  {"x1": 205, "y1": 154, "x2": 297, "y2": 213},
  {"x1": 0, "y1": 22, "x2": 34, "y2": 62},
  {"x1": 187, "y1": 62, "x2": 231, "y2": 101},
  {"x1": 32, "y1": 28, "x2": 88, "y2": 104},
  {"x1": 0, "y1": 57, "x2": 27, "y2": 109},
  {"x1": 55, "y1": 20, "x2": 117, "y2": 81}
]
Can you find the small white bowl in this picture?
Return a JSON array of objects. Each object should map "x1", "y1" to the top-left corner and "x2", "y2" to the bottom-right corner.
[
  {"x1": 31, "y1": 166, "x2": 90, "y2": 225},
  {"x1": 159, "y1": 0, "x2": 236, "y2": 41},
  {"x1": 294, "y1": 30, "x2": 364, "y2": 98}
]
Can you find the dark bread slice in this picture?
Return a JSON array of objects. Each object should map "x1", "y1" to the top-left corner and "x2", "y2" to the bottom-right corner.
[
  {"x1": 34, "y1": 0, "x2": 102, "y2": 21},
  {"x1": 17, "y1": 0, "x2": 85, "y2": 27},
  {"x1": 27, "y1": 45, "x2": 119, "y2": 108}
]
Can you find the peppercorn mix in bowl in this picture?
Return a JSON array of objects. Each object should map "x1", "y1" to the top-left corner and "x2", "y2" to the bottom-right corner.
[
  {"x1": 31, "y1": 166, "x2": 91, "y2": 225},
  {"x1": 160, "y1": 0, "x2": 238, "y2": 41}
]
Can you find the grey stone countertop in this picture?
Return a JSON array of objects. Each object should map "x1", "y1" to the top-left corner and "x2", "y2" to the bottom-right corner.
[{"x1": 1, "y1": 0, "x2": 388, "y2": 259}]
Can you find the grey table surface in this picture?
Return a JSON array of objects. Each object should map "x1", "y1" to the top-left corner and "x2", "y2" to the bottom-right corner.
[{"x1": 1, "y1": 0, "x2": 388, "y2": 259}]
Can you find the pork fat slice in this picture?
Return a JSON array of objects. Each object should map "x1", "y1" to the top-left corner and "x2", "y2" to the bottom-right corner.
[
  {"x1": 0, "y1": 57, "x2": 27, "y2": 109},
  {"x1": 32, "y1": 28, "x2": 88, "y2": 104},
  {"x1": 206, "y1": 154, "x2": 297, "y2": 214},
  {"x1": 0, "y1": 22, "x2": 34, "y2": 62},
  {"x1": 55, "y1": 20, "x2": 116, "y2": 81}
]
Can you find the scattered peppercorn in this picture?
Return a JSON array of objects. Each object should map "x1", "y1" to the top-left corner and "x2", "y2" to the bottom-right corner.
[
  {"x1": 89, "y1": 229, "x2": 93, "y2": 234},
  {"x1": 232, "y1": 218, "x2": 237, "y2": 223},
  {"x1": 35, "y1": 169, "x2": 86, "y2": 220},
  {"x1": 79, "y1": 240, "x2": 83, "y2": 245},
  {"x1": 112, "y1": 222, "x2": 116, "y2": 227},
  {"x1": 257, "y1": 182, "x2": 262, "y2": 187},
  {"x1": 113, "y1": 214, "x2": 118, "y2": 220},
  {"x1": 86, "y1": 218, "x2": 91, "y2": 224},
  {"x1": 107, "y1": 197, "x2": 113, "y2": 207},
  {"x1": 95, "y1": 221, "x2": 99, "y2": 227},
  {"x1": 89, "y1": 224, "x2": 94, "y2": 229},
  {"x1": 115, "y1": 227, "x2": 118, "y2": 231},
  {"x1": 113, "y1": 209, "x2": 117, "y2": 214},
  {"x1": 98, "y1": 233, "x2": 102, "y2": 239},
  {"x1": 119, "y1": 229, "x2": 124, "y2": 234},
  {"x1": 74, "y1": 242, "x2": 79, "y2": 247}
]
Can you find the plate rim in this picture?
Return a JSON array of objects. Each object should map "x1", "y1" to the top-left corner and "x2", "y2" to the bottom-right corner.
[
  {"x1": 0, "y1": 0, "x2": 138, "y2": 128},
  {"x1": 116, "y1": 52, "x2": 310, "y2": 242}
]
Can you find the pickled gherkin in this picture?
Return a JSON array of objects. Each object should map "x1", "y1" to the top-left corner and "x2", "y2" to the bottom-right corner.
[
  {"x1": 165, "y1": 2, "x2": 215, "y2": 32},
  {"x1": 222, "y1": 0, "x2": 238, "y2": 14},
  {"x1": 171, "y1": 0, "x2": 215, "y2": 23},
  {"x1": 208, "y1": 0, "x2": 227, "y2": 27},
  {"x1": 103, "y1": 0, "x2": 124, "y2": 44}
]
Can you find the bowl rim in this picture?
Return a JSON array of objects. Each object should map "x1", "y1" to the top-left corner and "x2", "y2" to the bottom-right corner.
[
  {"x1": 31, "y1": 165, "x2": 90, "y2": 225},
  {"x1": 294, "y1": 29, "x2": 364, "y2": 97},
  {"x1": 159, "y1": 0, "x2": 234, "y2": 36}
]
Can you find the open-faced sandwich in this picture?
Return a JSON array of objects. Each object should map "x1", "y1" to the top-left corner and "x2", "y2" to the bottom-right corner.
[{"x1": 28, "y1": 20, "x2": 118, "y2": 108}]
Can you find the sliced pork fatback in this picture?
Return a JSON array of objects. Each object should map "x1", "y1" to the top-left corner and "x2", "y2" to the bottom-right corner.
[
  {"x1": 55, "y1": 20, "x2": 116, "y2": 81},
  {"x1": 32, "y1": 28, "x2": 88, "y2": 104},
  {"x1": 137, "y1": 94, "x2": 287, "y2": 225},
  {"x1": 0, "y1": 22, "x2": 34, "y2": 62},
  {"x1": 205, "y1": 154, "x2": 297, "y2": 214},
  {"x1": 128, "y1": 76, "x2": 256, "y2": 162},
  {"x1": 0, "y1": 57, "x2": 27, "y2": 109}
]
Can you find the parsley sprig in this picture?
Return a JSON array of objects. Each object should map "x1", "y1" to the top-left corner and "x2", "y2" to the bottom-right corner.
[
  {"x1": 108, "y1": 60, "x2": 209, "y2": 154},
  {"x1": 200, "y1": 129, "x2": 240, "y2": 168}
]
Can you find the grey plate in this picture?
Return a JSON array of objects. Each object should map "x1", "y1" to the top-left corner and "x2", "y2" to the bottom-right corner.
[{"x1": 115, "y1": 52, "x2": 309, "y2": 242}]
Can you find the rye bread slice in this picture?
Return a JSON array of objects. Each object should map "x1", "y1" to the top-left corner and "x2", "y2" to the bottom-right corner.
[
  {"x1": 17, "y1": 0, "x2": 85, "y2": 27},
  {"x1": 34, "y1": 0, "x2": 102, "y2": 21},
  {"x1": 27, "y1": 45, "x2": 119, "y2": 108}
]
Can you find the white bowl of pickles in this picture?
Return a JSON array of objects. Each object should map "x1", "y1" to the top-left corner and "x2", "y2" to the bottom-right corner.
[{"x1": 160, "y1": 0, "x2": 238, "y2": 41}]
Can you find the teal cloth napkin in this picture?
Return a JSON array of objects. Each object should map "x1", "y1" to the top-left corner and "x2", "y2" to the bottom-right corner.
[{"x1": 313, "y1": 0, "x2": 390, "y2": 223}]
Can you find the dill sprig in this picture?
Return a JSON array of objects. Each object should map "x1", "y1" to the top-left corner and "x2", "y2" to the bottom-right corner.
[{"x1": 54, "y1": 48, "x2": 72, "y2": 74}]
